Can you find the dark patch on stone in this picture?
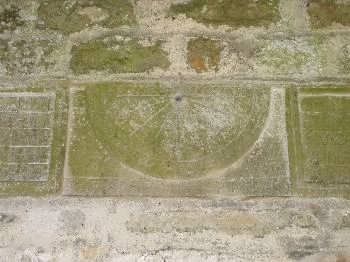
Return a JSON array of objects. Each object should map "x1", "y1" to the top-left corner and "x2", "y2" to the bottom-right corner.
[
  {"x1": 0, "y1": 213, "x2": 16, "y2": 223},
  {"x1": 59, "y1": 209, "x2": 86, "y2": 233},
  {"x1": 339, "y1": 213, "x2": 350, "y2": 229},
  {"x1": 0, "y1": 5, "x2": 24, "y2": 33},
  {"x1": 308, "y1": 0, "x2": 350, "y2": 28},
  {"x1": 282, "y1": 235, "x2": 325, "y2": 259},
  {"x1": 174, "y1": 93, "x2": 183, "y2": 102}
]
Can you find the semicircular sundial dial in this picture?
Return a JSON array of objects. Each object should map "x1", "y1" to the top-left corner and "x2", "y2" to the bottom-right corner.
[{"x1": 85, "y1": 83, "x2": 270, "y2": 180}]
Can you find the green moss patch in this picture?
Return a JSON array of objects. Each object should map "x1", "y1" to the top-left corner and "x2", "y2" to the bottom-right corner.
[
  {"x1": 37, "y1": 0, "x2": 136, "y2": 34},
  {"x1": 308, "y1": 0, "x2": 350, "y2": 28},
  {"x1": 70, "y1": 37, "x2": 170, "y2": 74},
  {"x1": 187, "y1": 37, "x2": 222, "y2": 73},
  {"x1": 169, "y1": 0, "x2": 280, "y2": 27}
]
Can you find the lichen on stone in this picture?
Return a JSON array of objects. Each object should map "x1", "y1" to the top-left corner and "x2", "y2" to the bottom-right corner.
[
  {"x1": 70, "y1": 37, "x2": 170, "y2": 74},
  {"x1": 169, "y1": 0, "x2": 280, "y2": 27},
  {"x1": 257, "y1": 41, "x2": 313, "y2": 74},
  {"x1": 37, "y1": 0, "x2": 136, "y2": 34},
  {"x1": 2, "y1": 39, "x2": 57, "y2": 75},
  {"x1": 187, "y1": 37, "x2": 222, "y2": 73}
]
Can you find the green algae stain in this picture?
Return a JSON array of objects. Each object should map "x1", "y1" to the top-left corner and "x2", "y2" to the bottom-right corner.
[
  {"x1": 187, "y1": 37, "x2": 222, "y2": 73},
  {"x1": 308, "y1": 0, "x2": 350, "y2": 28},
  {"x1": 70, "y1": 38, "x2": 170, "y2": 74},
  {"x1": 38, "y1": 0, "x2": 136, "y2": 34},
  {"x1": 0, "y1": 5, "x2": 24, "y2": 33},
  {"x1": 169, "y1": 0, "x2": 280, "y2": 27}
]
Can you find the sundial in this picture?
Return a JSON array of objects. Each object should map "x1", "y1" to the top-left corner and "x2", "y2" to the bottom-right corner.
[{"x1": 83, "y1": 83, "x2": 270, "y2": 180}]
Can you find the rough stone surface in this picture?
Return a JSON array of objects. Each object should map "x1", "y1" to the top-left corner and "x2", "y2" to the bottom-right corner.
[
  {"x1": 0, "y1": 0, "x2": 349, "y2": 260},
  {"x1": 0, "y1": 197, "x2": 348, "y2": 261}
]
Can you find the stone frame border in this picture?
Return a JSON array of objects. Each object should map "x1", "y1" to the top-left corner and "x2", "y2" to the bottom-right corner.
[{"x1": 286, "y1": 86, "x2": 350, "y2": 199}]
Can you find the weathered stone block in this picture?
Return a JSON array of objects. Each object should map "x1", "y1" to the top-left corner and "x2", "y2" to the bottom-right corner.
[
  {"x1": 217, "y1": 35, "x2": 350, "y2": 77},
  {"x1": 37, "y1": 0, "x2": 136, "y2": 34},
  {"x1": 187, "y1": 37, "x2": 222, "y2": 73},
  {"x1": 0, "y1": 86, "x2": 68, "y2": 195},
  {"x1": 169, "y1": 0, "x2": 280, "y2": 28},
  {"x1": 308, "y1": 0, "x2": 350, "y2": 29},
  {"x1": 64, "y1": 82, "x2": 290, "y2": 197},
  {"x1": 287, "y1": 87, "x2": 350, "y2": 198},
  {"x1": 70, "y1": 35, "x2": 170, "y2": 74}
]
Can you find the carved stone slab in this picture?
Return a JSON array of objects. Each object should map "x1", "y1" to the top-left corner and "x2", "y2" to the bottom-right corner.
[
  {"x1": 287, "y1": 87, "x2": 350, "y2": 198},
  {"x1": 0, "y1": 87, "x2": 68, "y2": 195},
  {"x1": 64, "y1": 82, "x2": 290, "y2": 197}
]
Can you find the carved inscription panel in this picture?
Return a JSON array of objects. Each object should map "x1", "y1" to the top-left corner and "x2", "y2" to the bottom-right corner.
[
  {"x1": 287, "y1": 87, "x2": 350, "y2": 198},
  {"x1": 0, "y1": 88, "x2": 68, "y2": 196},
  {"x1": 0, "y1": 93, "x2": 55, "y2": 182}
]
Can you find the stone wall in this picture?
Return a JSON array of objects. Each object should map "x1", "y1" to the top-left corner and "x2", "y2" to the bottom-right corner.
[{"x1": 0, "y1": 0, "x2": 349, "y2": 261}]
